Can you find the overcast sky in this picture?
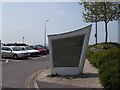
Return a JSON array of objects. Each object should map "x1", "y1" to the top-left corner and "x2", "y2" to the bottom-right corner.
[{"x1": 1, "y1": 2, "x2": 119, "y2": 45}]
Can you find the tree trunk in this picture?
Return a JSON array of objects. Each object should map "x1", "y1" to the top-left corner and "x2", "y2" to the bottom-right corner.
[
  {"x1": 95, "y1": 21, "x2": 97, "y2": 44},
  {"x1": 105, "y1": 22, "x2": 108, "y2": 43}
]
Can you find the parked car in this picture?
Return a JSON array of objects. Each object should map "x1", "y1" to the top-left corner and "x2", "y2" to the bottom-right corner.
[
  {"x1": 20, "y1": 46, "x2": 39, "y2": 56},
  {"x1": 33, "y1": 45, "x2": 47, "y2": 55},
  {"x1": 39, "y1": 45, "x2": 49, "y2": 54},
  {"x1": 1, "y1": 46, "x2": 30, "y2": 59}
]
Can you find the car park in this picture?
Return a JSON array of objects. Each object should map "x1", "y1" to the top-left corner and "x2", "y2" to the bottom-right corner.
[{"x1": 1, "y1": 46, "x2": 30, "y2": 59}]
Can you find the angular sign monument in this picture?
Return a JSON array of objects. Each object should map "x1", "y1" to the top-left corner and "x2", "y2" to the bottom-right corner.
[{"x1": 48, "y1": 25, "x2": 92, "y2": 75}]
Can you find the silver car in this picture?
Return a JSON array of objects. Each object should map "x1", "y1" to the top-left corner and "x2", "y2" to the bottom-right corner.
[
  {"x1": 1, "y1": 46, "x2": 30, "y2": 59},
  {"x1": 20, "y1": 46, "x2": 39, "y2": 56}
]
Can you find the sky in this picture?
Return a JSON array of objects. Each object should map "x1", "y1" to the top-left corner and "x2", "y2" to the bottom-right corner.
[{"x1": 1, "y1": 2, "x2": 119, "y2": 45}]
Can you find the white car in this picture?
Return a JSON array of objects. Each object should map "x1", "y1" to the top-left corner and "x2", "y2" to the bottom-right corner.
[
  {"x1": 20, "y1": 46, "x2": 39, "y2": 56},
  {"x1": 1, "y1": 46, "x2": 30, "y2": 59}
]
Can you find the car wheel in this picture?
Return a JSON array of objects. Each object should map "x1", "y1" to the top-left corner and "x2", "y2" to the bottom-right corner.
[
  {"x1": 35, "y1": 53, "x2": 39, "y2": 56},
  {"x1": 13, "y1": 54, "x2": 18, "y2": 60},
  {"x1": 39, "y1": 52, "x2": 42, "y2": 55},
  {"x1": 1, "y1": 55, "x2": 4, "y2": 58},
  {"x1": 26, "y1": 57, "x2": 28, "y2": 59}
]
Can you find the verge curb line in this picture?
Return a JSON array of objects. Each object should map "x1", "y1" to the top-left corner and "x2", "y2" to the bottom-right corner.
[
  {"x1": 24, "y1": 68, "x2": 48, "y2": 89},
  {"x1": 34, "y1": 68, "x2": 48, "y2": 89}
]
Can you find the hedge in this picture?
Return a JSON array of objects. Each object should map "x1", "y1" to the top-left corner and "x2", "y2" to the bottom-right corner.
[{"x1": 87, "y1": 43, "x2": 120, "y2": 89}]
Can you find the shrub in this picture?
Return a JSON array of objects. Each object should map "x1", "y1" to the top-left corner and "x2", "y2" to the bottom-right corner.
[
  {"x1": 87, "y1": 43, "x2": 120, "y2": 89},
  {"x1": 87, "y1": 43, "x2": 120, "y2": 68},
  {"x1": 99, "y1": 58, "x2": 120, "y2": 90}
]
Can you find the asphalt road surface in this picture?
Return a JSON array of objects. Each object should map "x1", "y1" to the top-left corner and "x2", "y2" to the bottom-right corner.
[{"x1": 2, "y1": 55, "x2": 49, "y2": 88}]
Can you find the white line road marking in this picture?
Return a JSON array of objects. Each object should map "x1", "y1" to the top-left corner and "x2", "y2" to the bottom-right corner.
[
  {"x1": 31, "y1": 55, "x2": 47, "y2": 60},
  {"x1": 41, "y1": 56, "x2": 47, "y2": 57},
  {"x1": 5, "y1": 59, "x2": 9, "y2": 63},
  {"x1": 2, "y1": 59, "x2": 24, "y2": 63},
  {"x1": 13, "y1": 60, "x2": 24, "y2": 62},
  {"x1": 2, "y1": 55, "x2": 48, "y2": 63},
  {"x1": 32, "y1": 58, "x2": 38, "y2": 60}
]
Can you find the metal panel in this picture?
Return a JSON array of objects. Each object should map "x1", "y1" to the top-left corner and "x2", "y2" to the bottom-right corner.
[{"x1": 52, "y1": 35, "x2": 85, "y2": 67}]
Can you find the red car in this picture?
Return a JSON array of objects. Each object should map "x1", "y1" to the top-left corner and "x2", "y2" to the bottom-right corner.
[{"x1": 33, "y1": 45, "x2": 47, "y2": 55}]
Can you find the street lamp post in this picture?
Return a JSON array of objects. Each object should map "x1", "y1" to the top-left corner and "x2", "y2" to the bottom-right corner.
[
  {"x1": 44, "y1": 20, "x2": 49, "y2": 46},
  {"x1": 22, "y1": 37, "x2": 24, "y2": 43}
]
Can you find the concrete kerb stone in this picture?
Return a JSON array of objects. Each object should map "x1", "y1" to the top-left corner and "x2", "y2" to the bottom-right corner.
[
  {"x1": 33, "y1": 68, "x2": 49, "y2": 88},
  {"x1": 34, "y1": 60, "x2": 102, "y2": 88}
]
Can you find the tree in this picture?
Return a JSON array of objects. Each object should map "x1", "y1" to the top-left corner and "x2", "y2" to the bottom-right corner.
[
  {"x1": 80, "y1": 2, "x2": 102, "y2": 44},
  {"x1": 97, "y1": 2, "x2": 120, "y2": 43},
  {"x1": 81, "y1": 2, "x2": 120, "y2": 43}
]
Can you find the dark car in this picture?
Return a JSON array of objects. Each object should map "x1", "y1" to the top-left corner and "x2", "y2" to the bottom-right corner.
[
  {"x1": 38, "y1": 45, "x2": 49, "y2": 54},
  {"x1": 33, "y1": 45, "x2": 47, "y2": 55}
]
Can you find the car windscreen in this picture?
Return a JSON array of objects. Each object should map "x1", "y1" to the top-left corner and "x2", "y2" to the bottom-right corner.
[
  {"x1": 12, "y1": 47, "x2": 23, "y2": 51},
  {"x1": 35, "y1": 45, "x2": 42, "y2": 49},
  {"x1": 25, "y1": 46, "x2": 33, "y2": 50}
]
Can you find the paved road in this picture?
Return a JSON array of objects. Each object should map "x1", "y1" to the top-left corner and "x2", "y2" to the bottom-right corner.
[{"x1": 2, "y1": 55, "x2": 49, "y2": 88}]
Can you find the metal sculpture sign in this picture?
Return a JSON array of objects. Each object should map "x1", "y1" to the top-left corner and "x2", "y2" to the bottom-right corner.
[{"x1": 48, "y1": 25, "x2": 92, "y2": 75}]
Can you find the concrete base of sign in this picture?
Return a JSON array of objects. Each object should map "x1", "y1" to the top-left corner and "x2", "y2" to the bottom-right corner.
[{"x1": 51, "y1": 67, "x2": 80, "y2": 75}]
